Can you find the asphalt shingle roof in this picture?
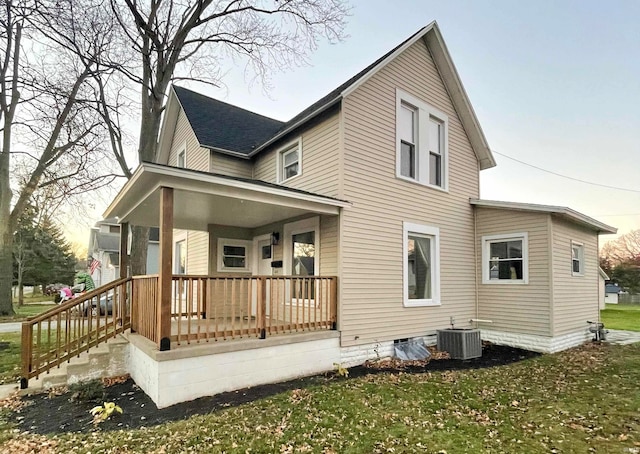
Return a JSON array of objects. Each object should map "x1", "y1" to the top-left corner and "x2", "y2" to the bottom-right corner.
[
  {"x1": 173, "y1": 86, "x2": 284, "y2": 155},
  {"x1": 173, "y1": 26, "x2": 428, "y2": 157}
]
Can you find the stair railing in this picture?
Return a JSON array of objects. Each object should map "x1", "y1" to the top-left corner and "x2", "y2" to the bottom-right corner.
[{"x1": 20, "y1": 277, "x2": 132, "y2": 389}]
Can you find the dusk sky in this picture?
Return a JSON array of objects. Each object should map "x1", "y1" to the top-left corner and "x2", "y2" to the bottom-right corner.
[{"x1": 78, "y1": 0, "x2": 640, "y2": 248}]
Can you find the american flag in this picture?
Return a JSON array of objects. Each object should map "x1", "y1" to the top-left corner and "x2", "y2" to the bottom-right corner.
[{"x1": 89, "y1": 258, "x2": 101, "y2": 274}]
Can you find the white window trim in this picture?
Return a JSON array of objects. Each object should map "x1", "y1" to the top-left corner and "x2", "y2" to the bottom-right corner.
[
  {"x1": 571, "y1": 241, "x2": 584, "y2": 277},
  {"x1": 396, "y1": 88, "x2": 449, "y2": 192},
  {"x1": 283, "y1": 216, "x2": 320, "y2": 276},
  {"x1": 176, "y1": 141, "x2": 187, "y2": 168},
  {"x1": 403, "y1": 222, "x2": 441, "y2": 307},
  {"x1": 252, "y1": 233, "x2": 272, "y2": 275},
  {"x1": 276, "y1": 138, "x2": 302, "y2": 183},
  {"x1": 173, "y1": 231, "x2": 187, "y2": 274},
  {"x1": 217, "y1": 238, "x2": 252, "y2": 273},
  {"x1": 481, "y1": 232, "x2": 529, "y2": 285}
]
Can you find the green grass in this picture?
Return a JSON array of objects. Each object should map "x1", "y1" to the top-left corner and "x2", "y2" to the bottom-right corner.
[
  {"x1": 1, "y1": 343, "x2": 639, "y2": 453},
  {"x1": 12, "y1": 294, "x2": 55, "y2": 304},
  {"x1": 0, "y1": 332, "x2": 21, "y2": 385},
  {"x1": 601, "y1": 304, "x2": 640, "y2": 331},
  {"x1": 0, "y1": 303, "x2": 55, "y2": 323}
]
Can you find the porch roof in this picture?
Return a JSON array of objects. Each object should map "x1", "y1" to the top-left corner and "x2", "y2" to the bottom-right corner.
[{"x1": 104, "y1": 163, "x2": 350, "y2": 230}]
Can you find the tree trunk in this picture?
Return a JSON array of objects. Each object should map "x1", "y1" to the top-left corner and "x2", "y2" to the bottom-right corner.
[
  {"x1": 0, "y1": 229, "x2": 15, "y2": 316},
  {"x1": 130, "y1": 225, "x2": 150, "y2": 276},
  {"x1": 16, "y1": 259, "x2": 24, "y2": 306}
]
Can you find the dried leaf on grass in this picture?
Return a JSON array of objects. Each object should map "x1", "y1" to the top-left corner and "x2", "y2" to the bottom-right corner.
[
  {"x1": 0, "y1": 392, "x2": 31, "y2": 412},
  {"x1": 1, "y1": 434, "x2": 58, "y2": 454}
]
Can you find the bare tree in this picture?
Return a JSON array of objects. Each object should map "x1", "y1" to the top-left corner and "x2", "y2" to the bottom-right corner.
[
  {"x1": 601, "y1": 230, "x2": 640, "y2": 266},
  {"x1": 104, "y1": 0, "x2": 349, "y2": 275},
  {"x1": 0, "y1": 0, "x2": 123, "y2": 314}
]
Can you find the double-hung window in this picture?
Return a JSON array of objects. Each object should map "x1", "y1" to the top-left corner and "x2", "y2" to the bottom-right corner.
[
  {"x1": 396, "y1": 89, "x2": 448, "y2": 190},
  {"x1": 571, "y1": 242, "x2": 584, "y2": 276},
  {"x1": 403, "y1": 222, "x2": 440, "y2": 307},
  {"x1": 482, "y1": 233, "x2": 529, "y2": 284},
  {"x1": 278, "y1": 139, "x2": 302, "y2": 182}
]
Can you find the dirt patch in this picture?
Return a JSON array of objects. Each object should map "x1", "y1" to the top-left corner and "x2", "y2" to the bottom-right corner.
[{"x1": 12, "y1": 343, "x2": 539, "y2": 435}]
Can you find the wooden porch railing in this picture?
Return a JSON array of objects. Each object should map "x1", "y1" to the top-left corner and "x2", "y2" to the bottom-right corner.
[
  {"x1": 20, "y1": 277, "x2": 131, "y2": 388},
  {"x1": 130, "y1": 275, "x2": 337, "y2": 347}
]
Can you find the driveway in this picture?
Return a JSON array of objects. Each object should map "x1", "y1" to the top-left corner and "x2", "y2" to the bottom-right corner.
[{"x1": 0, "y1": 322, "x2": 23, "y2": 333}]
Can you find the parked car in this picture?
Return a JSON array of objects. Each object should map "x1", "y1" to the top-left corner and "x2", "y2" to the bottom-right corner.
[{"x1": 79, "y1": 294, "x2": 114, "y2": 317}]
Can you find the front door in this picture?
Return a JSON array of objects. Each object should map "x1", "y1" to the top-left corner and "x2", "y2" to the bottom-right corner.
[{"x1": 252, "y1": 236, "x2": 272, "y2": 318}]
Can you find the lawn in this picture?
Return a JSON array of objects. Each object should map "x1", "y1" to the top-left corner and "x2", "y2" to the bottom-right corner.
[
  {"x1": 1, "y1": 342, "x2": 639, "y2": 453},
  {"x1": 0, "y1": 332, "x2": 21, "y2": 385},
  {"x1": 601, "y1": 304, "x2": 640, "y2": 332},
  {"x1": 0, "y1": 303, "x2": 54, "y2": 323}
]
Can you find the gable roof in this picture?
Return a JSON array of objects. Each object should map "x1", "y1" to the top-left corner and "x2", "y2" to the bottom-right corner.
[
  {"x1": 470, "y1": 199, "x2": 617, "y2": 234},
  {"x1": 173, "y1": 86, "x2": 284, "y2": 156},
  {"x1": 158, "y1": 21, "x2": 496, "y2": 169}
]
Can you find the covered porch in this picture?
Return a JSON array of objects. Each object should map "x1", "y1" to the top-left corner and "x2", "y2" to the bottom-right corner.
[{"x1": 105, "y1": 163, "x2": 347, "y2": 351}]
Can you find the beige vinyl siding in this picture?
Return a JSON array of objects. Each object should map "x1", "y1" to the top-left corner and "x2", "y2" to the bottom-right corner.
[
  {"x1": 210, "y1": 153, "x2": 252, "y2": 178},
  {"x1": 475, "y1": 208, "x2": 551, "y2": 337},
  {"x1": 167, "y1": 109, "x2": 209, "y2": 171},
  {"x1": 551, "y1": 216, "x2": 599, "y2": 336},
  {"x1": 339, "y1": 37, "x2": 480, "y2": 346},
  {"x1": 186, "y1": 231, "x2": 209, "y2": 274},
  {"x1": 252, "y1": 114, "x2": 341, "y2": 198}
]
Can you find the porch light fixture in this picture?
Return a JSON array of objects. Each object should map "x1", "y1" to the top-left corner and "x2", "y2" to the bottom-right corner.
[{"x1": 271, "y1": 232, "x2": 280, "y2": 245}]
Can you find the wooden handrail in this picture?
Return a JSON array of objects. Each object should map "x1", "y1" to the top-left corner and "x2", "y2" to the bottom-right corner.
[{"x1": 21, "y1": 277, "x2": 132, "y2": 388}]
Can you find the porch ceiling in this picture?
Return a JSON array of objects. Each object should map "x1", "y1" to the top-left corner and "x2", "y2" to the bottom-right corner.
[{"x1": 104, "y1": 163, "x2": 349, "y2": 230}]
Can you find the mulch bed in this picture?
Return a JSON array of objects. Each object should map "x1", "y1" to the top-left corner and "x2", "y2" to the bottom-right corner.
[{"x1": 12, "y1": 344, "x2": 538, "y2": 435}]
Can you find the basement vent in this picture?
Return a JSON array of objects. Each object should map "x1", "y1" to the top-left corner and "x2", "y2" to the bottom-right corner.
[{"x1": 436, "y1": 329, "x2": 482, "y2": 360}]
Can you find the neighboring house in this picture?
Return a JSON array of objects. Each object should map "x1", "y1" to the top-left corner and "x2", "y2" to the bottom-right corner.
[
  {"x1": 88, "y1": 218, "x2": 160, "y2": 286},
  {"x1": 605, "y1": 283, "x2": 622, "y2": 304},
  {"x1": 103, "y1": 22, "x2": 616, "y2": 408}
]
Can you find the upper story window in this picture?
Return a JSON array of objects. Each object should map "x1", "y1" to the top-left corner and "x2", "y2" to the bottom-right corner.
[
  {"x1": 571, "y1": 241, "x2": 584, "y2": 276},
  {"x1": 177, "y1": 143, "x2": 186, "y2": 168},
  {"x1": 482, "y1": 233, "x2": 529, "y2": 284},
  {"x1": 277, "y1": 138, "x2": 302, "y2": 183},
  {"x1": 396, "y1": 89, "x2": 448, "y2": 190}
]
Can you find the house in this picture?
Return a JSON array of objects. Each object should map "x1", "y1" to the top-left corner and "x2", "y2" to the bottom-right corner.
[
  {"x1": 87, "y1": 218, "x2": 160, "y2": 286},
  {"x1": 23, "y1": 22, "x2": 616, "y2": 407},
  {"x1": 605, "y1": 283, "x2": 623, "y2": 304}
]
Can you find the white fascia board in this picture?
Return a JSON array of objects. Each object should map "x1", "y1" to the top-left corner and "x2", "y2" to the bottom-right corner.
[
  {"x1": 470, "y1": 199, "x2": 617, "y2": 234},
  {"x1": 425, "y1": 25, "x2": 496, "y2": 170},
  {"x1": 103, "y1": 164, "x2": 146, "y2": 219},
  {"x1": 147, "y1": 164, "x2": 350, "y2": 208},
  {"x1": 202, "y1": 145, "x2": 251, "y2": 160},
  {"x1": 340, "y1": 22, "x2": 435, "y2": 98},
  {"x1": 156, "y1": 87, "x2": 181, "y2": 165}
]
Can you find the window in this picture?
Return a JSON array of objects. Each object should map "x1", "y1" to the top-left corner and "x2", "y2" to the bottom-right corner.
[
  {"x1": 217, "y1": 238, "x2": 252, "y2": 272},
  {"x1": 396, "y1": 89, "x2": 448, "y2": 190},
  {"x1": 177, "y1": 143, "x2": 186, "y2": 168},
  {"x1": 482, "y1": 233, "x2": 529, "y2": 284},
  {"x1": 174, "y1": 240, "x2": 186, "y2": 274},
  {"x1": 283, "y1": 217, "x2": 319, "y2": 276},
  {"x1": 571, "y1": 242, "x2": 584, "y2": 276},
  {"x1": 403, "y1": 222, "x2": 440, "y2": 307},
  {"x1": 278, "y1": 139, "x2": 302, "y2": 182}
]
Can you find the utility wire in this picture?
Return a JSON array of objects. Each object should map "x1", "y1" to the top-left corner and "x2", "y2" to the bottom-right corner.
[{"x1": 492, "y1": 150, "x2": 640, "y2": 194}]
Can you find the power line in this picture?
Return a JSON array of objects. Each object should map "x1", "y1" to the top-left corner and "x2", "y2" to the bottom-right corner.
[{"x1": 492, "y1": 150, "x2": 640, "y2": 194}]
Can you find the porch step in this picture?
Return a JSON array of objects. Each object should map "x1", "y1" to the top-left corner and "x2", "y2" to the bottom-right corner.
[{"x1": 23, "y1": 335, "x2": 129, "y2": 394}]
